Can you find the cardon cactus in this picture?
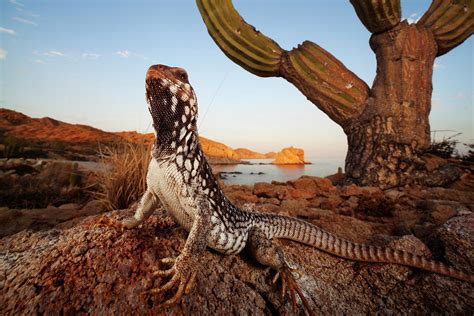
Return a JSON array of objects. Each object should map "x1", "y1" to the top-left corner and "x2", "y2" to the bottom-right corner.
[
  {"x1": 419, "y1": 0, "x2": 474, "y2": 56},
  {"x1": 349, "y1": 0, "x2": 401, "y2": 33},
  {"x1": 197, "y1": 0, "x2": 473, "y2": 188},
  {"x1": 196, "y1": 0, "x2": 284, "y2": 77}
]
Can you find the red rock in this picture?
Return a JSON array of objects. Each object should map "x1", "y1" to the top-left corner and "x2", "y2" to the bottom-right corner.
[{"x1": 272, "y1": 147, "x2": 308, "y2": 165}]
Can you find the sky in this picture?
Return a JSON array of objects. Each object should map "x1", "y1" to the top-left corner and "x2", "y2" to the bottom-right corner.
[{"x1": 0, "y1": 0, "x2": 472, "y2": 159}]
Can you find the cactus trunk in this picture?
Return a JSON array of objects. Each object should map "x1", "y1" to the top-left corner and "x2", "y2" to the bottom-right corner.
[
  {"x1": 344, "y1": 22, "x2": 437, "y2": 188},
  {"x1": 197, "y1": 0, "x2": 472, "y2": 188}
]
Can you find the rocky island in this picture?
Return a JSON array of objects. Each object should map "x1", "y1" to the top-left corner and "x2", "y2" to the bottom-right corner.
[{"x1": 272, "y1": 146, "x2": 309, "y2": 165}]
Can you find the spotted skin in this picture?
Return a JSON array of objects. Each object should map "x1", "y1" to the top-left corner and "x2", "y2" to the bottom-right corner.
[{"x1": 122, "y1": 64, "x2": 474, "y2": 309}]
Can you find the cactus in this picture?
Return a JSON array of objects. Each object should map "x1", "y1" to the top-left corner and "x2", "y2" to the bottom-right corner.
[
  {"x1": 196, "y1": 0, "x2": 284, "y2": 77},
  {"x1": 349, "y1": 0, "x2": 401, "y2": 33},
  {"x1": 419, "y1": 0, "x2": 474, "y2": 56},
  {"x1": 282, "y1": 41, "x2": 369, "y2": 124},
  {"x1": 196, "y1": 0, "x2": 472, "y2": 188},
  {"x1": 197, "y1": 0, "x2": 369, "y2": 125}
]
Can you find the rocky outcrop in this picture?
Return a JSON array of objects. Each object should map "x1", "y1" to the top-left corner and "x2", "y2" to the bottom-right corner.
[
  {"x1": 272, "y1": 147, "x2": 308, "y2": 165},
  {"x1": 234, "y1": 148, "x2": 266, "y2": 159},
  {"x1": 2, "y1": 171, "x2": 474, "y2": 314},
  {"x1": 199, "y1": 137, "x2": 241, "y2": 163},
  {"x1": 1, "y1": 207, "x2": 472, "y2": 314}
]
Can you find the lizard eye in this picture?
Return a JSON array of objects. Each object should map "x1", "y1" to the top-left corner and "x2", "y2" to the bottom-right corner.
[{"x1": 180, "y1": 72, "x2": 188, "y2": 82}]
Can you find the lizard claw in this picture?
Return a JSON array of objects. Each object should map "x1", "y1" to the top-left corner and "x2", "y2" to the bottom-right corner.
[
  {"x1": 273, "y1": 266, "x2": 313, "y2": 315},
  {"x1": 147, "y1": 255, "x2": 198, "y2": 306}
]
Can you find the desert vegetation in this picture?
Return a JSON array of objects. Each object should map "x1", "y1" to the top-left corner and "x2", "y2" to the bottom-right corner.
[{"x1": 94, "y1": 142, "x2": 152, "y2": 211}]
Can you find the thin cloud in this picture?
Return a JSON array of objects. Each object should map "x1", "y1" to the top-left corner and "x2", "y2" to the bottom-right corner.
[
  {"x1": 0, "y1": 27, "x2": 16, "y2": 35},
  {"x1": 82, "y1": 52, "x2": 100, "y2": 59},
  {"x1": 9, "y1": 0, "x2": 24, "y2": 7},
  {"x1": 48, "y1": 51, "x2": 64, "y2": 57},
  {"x1": 406, "y1": 12, "x2": 421, "y2": 24},
  {"x1": 34, "y1": 59, "x2": 45, "y2": 64},
  {"x1": 34, "y1": 50, "x2": 66, "y2": 57},
  {"x1": 0, "y1": 48, "x2": 7, "y2": 60},
  {"x1": 13, "y1": 17, "x2": 38, "y2": 26},
  {"x1": 16, "y1": 7, "x2": 40, "y2": 18},
  {"x1": 116, "y1": 50, "x2": 131, "y2": 58},
  {"x1": 115, "y1": 50, "x2": 148, "y2": 60}
]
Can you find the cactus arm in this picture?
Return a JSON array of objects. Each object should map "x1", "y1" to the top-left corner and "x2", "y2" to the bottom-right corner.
[
  {"x1": 280, "y1": 42, "x2": 369, "y2": 125},
  {"x1": 196, "y1": 0, "x2": 369, "y2": 125},
  {"x1": 418, "y1": 0, "x2": 473, "y2": 56},
  {"x1": 196, "y1": 0, "x2": 284, "y2": 77},
  {"x1": 349, "y1": 0, "x2": 401, "y2": 34}
]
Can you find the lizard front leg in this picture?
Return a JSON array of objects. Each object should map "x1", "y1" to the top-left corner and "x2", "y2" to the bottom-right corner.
[
  {"x1": 247, "y1": 227, "x2": 313, "y2": 315},
  {"x1": 150, "y1": 202, "x2": 211, "y2": 306},
  {"x1": 121, "y1": 189, "x2": 159, "y2": 229}
]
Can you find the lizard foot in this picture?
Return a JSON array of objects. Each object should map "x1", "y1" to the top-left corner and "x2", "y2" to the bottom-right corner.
[
  {"x1": 148, "y1": 256, "x2": 197, "y2": 306},
  {"x1": 273, "y1": 266, "x2": 313, "y2": 315}
]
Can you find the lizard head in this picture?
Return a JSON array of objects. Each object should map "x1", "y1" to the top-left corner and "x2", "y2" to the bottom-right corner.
[{"x1": 145, "y1": 64, "x2": 198, "y2": 145}]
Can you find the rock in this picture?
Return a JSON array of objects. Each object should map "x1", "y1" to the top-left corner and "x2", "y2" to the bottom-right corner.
[
  {"x1": 253, "y1": 182, "x2": 290, "y2": 200},
  {"x1": 437, "y1": 214, "x2": 474, "y2": 274},
  {"x1": 417, "y1": 200, "x2": 466, "y2": 225},
  {"x1": 272, "y1": 147, "x2": 308, "y2": 165},
  {"x1": 58, "y1": 203, "x2": 81, "y2": 210},
  {"x1": 226, "y1": 190, "x2": 259, "y2": 205},
  {"x1": 423, "y1": 164, "x2": 462, "y2": 187},
  {"x1": 288, "y1": 176, "x2": 335, "y2": 199},
  {"x1": 1, "y1": 211, "x2": 473, "y2": 314},
  {"x1": 199, "y1": 137, "x2": 241, "y2": 162},
  {"x1": 81, "y1": 200, "x2": 105, "y2": 215},
  {"x1": 234, "y1": 148, "x2": 266, "y2": 159},
  {"x1": 422, "y1": 154, "x2": 447, "y2": 172},
  {"x1": 280, "y1": 199, "x2": 309, "y2": 217}
]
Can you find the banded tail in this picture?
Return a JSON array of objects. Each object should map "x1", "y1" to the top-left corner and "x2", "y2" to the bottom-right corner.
[{"x1": 256, "y1": 214, "x2": 474, "y2": 283}]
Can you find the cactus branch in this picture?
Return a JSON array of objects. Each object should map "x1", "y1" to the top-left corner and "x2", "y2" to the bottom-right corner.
[
  {"x1": 196, "y1": 0, "x2": 369, "y2": 125},
  {"x1": 350, "y1": 0, "x2": 401, "y2": 34},
  {"x1": 419, "y1": 0, "x2": 474, "y2": 56},
  {"x1": 281, "y1": 42, "x2": 369, "y2": 125},
  {"x1": 196, "y1": 0, "x2": 284, "y2": 77}
]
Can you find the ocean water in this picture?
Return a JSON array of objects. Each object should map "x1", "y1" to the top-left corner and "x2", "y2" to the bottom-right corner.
[{"x1": 212, "y1": 158, "x2": 345, "y2": 185}]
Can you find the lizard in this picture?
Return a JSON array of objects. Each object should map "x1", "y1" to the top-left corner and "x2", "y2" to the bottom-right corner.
[{"x1": 120, "y1": 63, "x2": 474, "y2": 311}]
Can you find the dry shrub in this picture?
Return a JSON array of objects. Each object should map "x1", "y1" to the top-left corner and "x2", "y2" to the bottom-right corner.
[{"x1": 95, "y1": 142, "x2": 151, "y2": 211}]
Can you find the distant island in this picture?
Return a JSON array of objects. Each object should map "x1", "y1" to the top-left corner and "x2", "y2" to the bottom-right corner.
[{"x1": 0, "y1": 108, "x2": 308, "y2": 165}]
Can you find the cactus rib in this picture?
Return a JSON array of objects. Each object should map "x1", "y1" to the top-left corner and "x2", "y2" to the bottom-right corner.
[
  {"x1": 197, "y1": 0, "x2": 283, "y2": 77},
  {"x1": 419, "y1": 0, "x2": 474, "y2": 56},
  {"x1": 350, "y1": 0, "x2": 401, "y2": 34},
  {"x1": 282, "y1": 41, "x2": 369, "y2": 125}
]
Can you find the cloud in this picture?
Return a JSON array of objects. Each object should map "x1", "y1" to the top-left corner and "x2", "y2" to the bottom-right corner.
[
  {"x1": 34, "y1": 50, "x2": 66, "y2": 57},
  {"x1": 13, "y1": 16, "x2": 38, "y2": 26},
  {"x1": 82, "y1": 52, "x2": 100, "y2": 59},
  {"x1": 9, "y1": 0, "x2": 24, "y2": 7},
  {"x1": 0, "y1": 27, "x2": 16, "y2": 35},
  {"x1": 0, "y1": 48, "x2": 7, "y2": 60},
  {"x1": 34, "y1": 59, "x2": 45, "y2": 64},
  {"x1": 116, "y1": 50, "x2": 131, "y2": 58},
  {"x1": 16, "y1": 7, "x2": 40, "y2": 18},
  {"x1": 47, "y1": 51, "x2": 64, "y2": 57},
  {"x1": 406, "y1": 12, "x2": 421, "y2": 24}
]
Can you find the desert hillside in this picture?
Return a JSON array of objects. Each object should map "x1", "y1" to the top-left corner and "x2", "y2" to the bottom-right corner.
[{"x1": 0, "y1": 108, "x2": 274, "y2": 162}]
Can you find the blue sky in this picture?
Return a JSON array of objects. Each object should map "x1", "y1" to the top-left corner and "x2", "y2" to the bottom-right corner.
[{"x1": 0, "y1": 0, "x2": 472, "y2": 158}]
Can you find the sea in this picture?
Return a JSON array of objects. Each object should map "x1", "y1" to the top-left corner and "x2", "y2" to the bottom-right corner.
[{"x1": 212, "y1": 157, "x2": 345, "y2": 185}]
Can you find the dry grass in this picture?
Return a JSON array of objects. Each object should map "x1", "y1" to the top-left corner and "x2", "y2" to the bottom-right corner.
[{"x1": 94, "y1": 142, "x2": 152, "y2": 211}]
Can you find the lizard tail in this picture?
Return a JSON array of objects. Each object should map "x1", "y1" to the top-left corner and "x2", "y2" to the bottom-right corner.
[{"x1": 256, "y1": 214, "x2": 474, "y2": 283}]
